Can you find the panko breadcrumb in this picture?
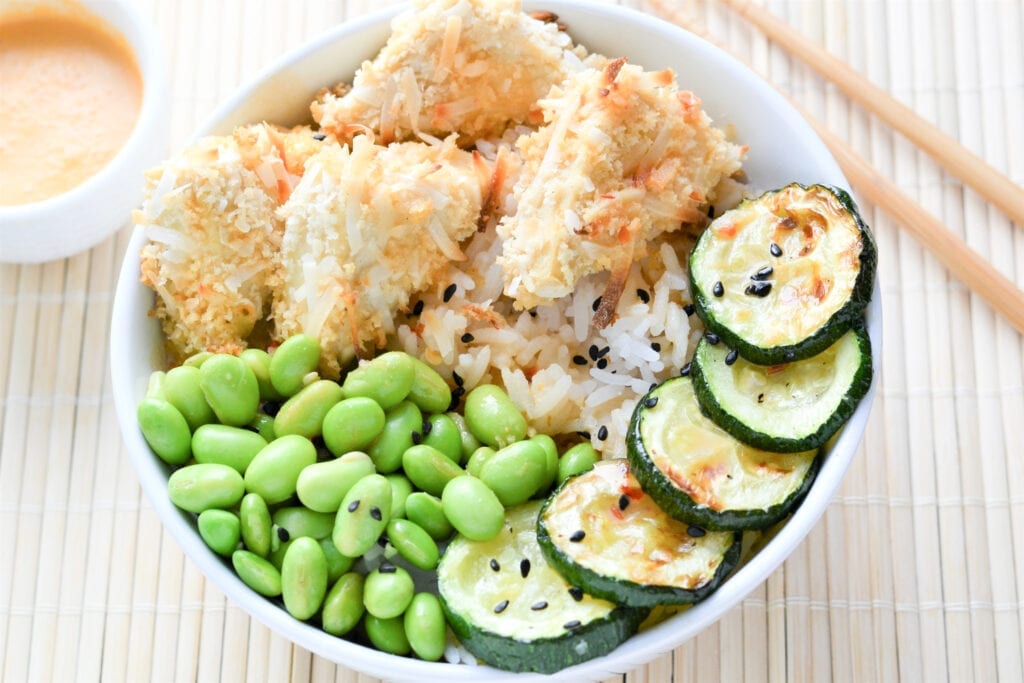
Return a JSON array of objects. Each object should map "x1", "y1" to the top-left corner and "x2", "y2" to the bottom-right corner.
[
  {"x1": 272, "y1": 135, "x2": 492, "y2": 377},
  {"x1": 496, "y1": 59, "x2": 745, "y2": 321},
  {"x1": 312, "y1": 0, "x2": 589, "y2": 145}
]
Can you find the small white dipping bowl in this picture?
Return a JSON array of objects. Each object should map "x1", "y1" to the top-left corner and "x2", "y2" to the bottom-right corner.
[
  {"x1": 111, "y1": 2, "x2": 881, "y2": 681},
  {"x1": 0, "y1": 0, "x2": 169, "y2": 264}
]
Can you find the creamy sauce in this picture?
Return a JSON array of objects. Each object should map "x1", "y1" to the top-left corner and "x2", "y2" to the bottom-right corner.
[{"x1": 0, "y1": 5, "x2": 142, "y2": 205}]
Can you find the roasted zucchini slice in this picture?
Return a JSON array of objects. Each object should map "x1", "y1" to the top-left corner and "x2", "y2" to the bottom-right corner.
[
  {"x1": 691, "y1": 326, "x2": 872, "y2": 452},
  {"x1": 690, "y1": 184, "x2": 876, "y2": 364},
  {"x1": 626, "y1": 377, "x2": 819, "y2": 531},
  {"x1": 537, "y1": 460, "x2": 741, "y2": 608},
  {"x1": 437, "y1": 501, "x2": 647, "y2": 673}
]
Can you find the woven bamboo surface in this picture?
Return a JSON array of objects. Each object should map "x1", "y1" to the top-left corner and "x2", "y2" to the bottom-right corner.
[{"x1": 1, "y1": 0, "x2": 1022, "y2": 680}]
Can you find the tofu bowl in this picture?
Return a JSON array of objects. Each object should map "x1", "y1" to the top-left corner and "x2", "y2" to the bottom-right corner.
[{"x1": 111, "y1": 1, "x2": 881, "y2": 681}]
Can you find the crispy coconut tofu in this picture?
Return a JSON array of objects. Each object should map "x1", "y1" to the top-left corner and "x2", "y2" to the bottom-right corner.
[
  {"x1": 272, "y1": 135, "x2": 492, "y2": 377},
  {"x1": 137, "y1": 124, "x2": 333, "y2": 358},
  {"x1": 496, "y1": 59, "x2": 745, "y2": 323},
  {"x1": 311, "y1": 0, "x2": 588, "y2": 145}
]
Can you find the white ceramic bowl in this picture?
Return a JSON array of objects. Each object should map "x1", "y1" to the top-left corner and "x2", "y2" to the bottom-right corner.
[
  {"x1": 111, "y1": 2, "x2": 881, "y2": 681},
  {"x1": 0, "y1": 0, "x2": 169, "y2": 264}
]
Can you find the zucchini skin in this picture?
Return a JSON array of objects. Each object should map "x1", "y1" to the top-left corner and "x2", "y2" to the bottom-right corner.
[
  {"x1": 691, "y1": 325, "x2": 873, "y2": 453},
  {"x1": 626, "y1": 380, "x2": 821, "y2": 531},
  {"x1": 690, "y1": 184, "x2": 877, "y2": 365},
  {"x1": 537, "y1": 482, "x2": 742, "y2": 608}
]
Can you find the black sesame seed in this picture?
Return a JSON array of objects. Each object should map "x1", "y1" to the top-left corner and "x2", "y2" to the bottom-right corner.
[
  {"x1": 421, "y1": 420, "x2": 433, "y2": 436},
  {"x1": 757, "y1": 393, "x2": 765, "y2": 404},
  {"x1": 460, "y1": 332, "x2": 475, "y2": 343},
  {"x1": 687, "y1": 525, "x2": 706, "y2": 538},
  {"x1": 680, "y1": 362, "x2": 692, "y2": 377},
  {"x1": 570, "y1": 530, "x2": 586, "y2": 542},
  {"x1": 370, "y1": 507, "x2": 383, "y2": 521},
  {"x1": 520, "y1": 558, "x2": 531, "y2": 578},
  {"x1": 725, "y1": 349, "x2": 739, "y2": 365},
  {"x1": 597, "y1": 425, "x2": 608, "y2": 441},
  {"x1": 705, "y1": 332, "x2": 720, "y2": 345},
  {"x1": 490, "y1": 559, "x2": 500, "y2": 572},
  {"x1": 588, "y1": 344, "x2": 600, "y2": 361},
  {"x1": 564, "y1": 620, "x2": 582, "y2": 630},
  {"x1": 531, "y1": 601, "x2": 549, "y2": 611},
  {"x1": 448, "y1": 395, "x2": 461, "y2": 411},
  {"x1": 312, "y1": 132, "x2": 326, "y2": 141},
  {"x1": 451, "y1": 386, "x2": 465, "y2": 399},
  {"x1": 683, "y1": 303, "x2": 696, "y2": 316},
  {"x1": 651, "y1": 342, "x2": 661, "y2": 352},
  {"x1": 569, "y1": 587, "x2": 584, "y2": 602},
  {"x1": 412, "y1": 299, "x2": 425, "y2": 316},
  {"x1": 577, "y1": 431, "x2": 591, "y2": 439},
  {"x1": 745, "y1": 281, "x2": 772, "y2": 297},
  {"x1": 596, "y1": 358, "x2": 608, "y2": 370},
  {"x1": 573, "y1": 354, "x2": 588, "y2": 366},
  {"x1": 707, "y1": 204, "x2": 716, "y2": 218},
  {"x1": 528, "y1": 309, "x2": 537, "y2": 318},
  {"x1": 636, "y1": 288, "x2": 651, "y2": 303},
  {"x1": 379, "y1": 562, "x2": 397, "y2": 573},
  {"x1": 443, "y1": 283, "x2": 457, "y2": 302},
  {"x1": 783, "y1": 350, "x2": 797, "y2": 362},
  {"x1": 592, "y1": 296, "x2": 602, "y2": 312},
  {"x1": 348, "y1": 500, "x2": 360, "y2": 513},
  {"x1": 618, "y1": 494, "x2": 630, "y2": 511},
  {"x1": 713, "y1": 281, "x2": 724, "y2": 297},
  {"x1": 262, "y1": 401, "x2": 281, "y2": 417},
  {"x1": 277, "y1": 526, "x2": 290, "y2": 542},
  {"x1": 643, "y1": 396, "x2": 659, "y2": 408},
  {"x1": 770, "y1": 242, "x2": 783, "y2": 257},
  {"x1": 452, "y1": 371, "x2": 464, "y2": 386},
  {"x1": 411, "y1": 431, "x2": 422, "y2": 445},
  {"x1": 493, "y1": 600, "x2": 509, "y2": 614},
  {"x1": 752, "y1": 266, "x2": 774, "y2": 280}
]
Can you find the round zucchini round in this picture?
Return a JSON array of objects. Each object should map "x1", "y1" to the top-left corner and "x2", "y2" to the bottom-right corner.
[
  {"x1": 689, "y1": 183, "x2": 876, "y2": 365},
  {"x1": 537, "y1": 460, "x2": 741, "y2": 608}
]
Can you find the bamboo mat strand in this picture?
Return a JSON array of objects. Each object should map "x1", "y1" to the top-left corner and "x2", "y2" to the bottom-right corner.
[{"x1": 1, "y1": 1, "x2": 1022, "y2": 681}]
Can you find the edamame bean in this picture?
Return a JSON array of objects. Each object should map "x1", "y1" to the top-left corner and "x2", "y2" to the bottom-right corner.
[
  {"x1": 401, "y1": 444, "x2": 465, "y2": 497},
  {"x1": 199, "y1": 354, "x2": 259, "y2": 426},
  {"x1": 164, "y1": 365, "x2": 216, "y2": 431},
  {"x1": 197, "y1": 509, "x2": 241, "y2": 556},
  {"x1": 441, "y1": 476, "x2": 504, "y2": 541},
  {"x1": 192, "y1": 424, "x2": 267, "y2": 473},
  {"x1": 406, "y1": 358, "x2": 452, "y2": 414},
  {"x1": 367, "y1": 400, "x2": 421, "y2": 473},
  {"x1": 403, "y1": 492, "x2": 453, "y2": 541},
  {"x1": 146, "y1": 371, "x2": 166, "y2": 399},
  {"x1": 479, "y1": 440, "x2": 548, "y2": 506},
  {"x1": 558, "y1": 442, "x2": 599, "y2": 483},
  {"x1": 322, "y1": 397, "x2": 386, "y2": 456},
  {"x1": 333, "y1": 474, "x2": 392, "y2": 558},
  {"x1": 296, "y1": 451, "x2": 375, "y2": 513},
  {"x1": 465, "y1": 446, "x2": 497, "y2": 477},
  {"x1": 364, "y1": 615, "x2": 411, "y2": 656},
  {"x1": 168, "y1": 463, "x2": 244, "y2": 513},
  {"x1": 240, "y1": 348, "x2": 283, "y2": 401},
  {"x1": 269, "y1": 334, "x2": 321, "y2": 397},
  {"x1": 232, "y1": 549, "x2": 282, "y2": 597},
  {"x1": 385, "y1": 474, "x2": 413, "y2": 519},
  {"x1": 447, "y1": 411, "x2": 480, "y2": 464},
  {"x1": 273, "y1": 379, "x2": 344, "y2": 440},
  {"x1": 463, "y1": 384, "x2": 527, "y2": 448},
  {"x1": 363, "y1": 565, "x2": 414, "y2": 619},
  {"x1": 319, "y1": 537, "x2": 354, "y2": 583},
  {"x1": 248, "y1": 413, "x2": 276, "y2": 442},
  {"x1": 321, "y1": 572, "x2": 365, "y2": 636},
  {"x1": 269, "y1": 538, "x2": 292, "y2": 570},
  {"x1": 404, "y1": 593, "x2": 446, "y2": 662},
  {"x1": 341, "y1": 351, "x2": 416, "y2": 410},
  {"x1": 386, "y1": 519, "x2": 439, "y2": 570},
  {"x1": 422, "y1": 413, "x2": 461, "y2": 462},
  {"x1": 239, "y1": 493, "x2": 272, "y2": 557},
  {"x1": 281, "y1": 537, "x2": 328, "y2": 620},
  {"x1": 530, "y1": 434, "x2": 559, "y2": 496},
  {"x1": 183, "y1": 351, "x2": 213, "y2": 368},
  {"x1": 137, "y1": 397, "x2": 191, "y2": 465},
  {"x1": 244, "y1": 434, "x2": 317, "y2": 504},
  {"x1": 272, "y1": 507, "x2": 336, "y2": 540}
]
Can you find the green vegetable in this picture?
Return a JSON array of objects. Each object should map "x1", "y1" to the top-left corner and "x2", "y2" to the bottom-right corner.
[
  {"x1": 239, "y1": 493, "x2": 272, "y2": 557},
  {"x1": 367, "y1": 400, "x2": 422, "y2": 473},
  {"x1": 295, "y1": 451, "x2": 375, "y2": 513},
  {"x1": 404, "y1": 492, "x2": 454, "y2": 541},
  {"x1": 168, "y1": 463, "x2": 244, "y2": 513},
  {"x1": 163, "y1": 365, "x2": 215, "y2": 431},
  {"x1": 441, "y1": 476, "x2": 504, "y2": 541},
  {"x1": 465, "y1": 446, "x2": 497, "y2": 477},
  {"x1": 406, "y1": 358, "x2": 452, "y2": 414},
  {"x1": 447, "y1": 411, "x2": 480, "y2": 463},
  {"x1": 363, "y1": 565, "x2": 415, "y2": 619},
  {"x1": 479, "y1": 440, "x2": 548, "y2": 506},
  {"x1": 404, "y1": 593, "x2": 446, "y2": 662},
  {"x1": 269, "y1": 334, "x2": 321, "y2": 397},
  {"x1": 463, "y1": 384, "x2": 527, "y2": 448},
  {"x1": 240, "y1": 348, "x2": 283, "y2": 401},
  {"x1": 333, "y1": 474, "x2": 392, "y2": 557},
  {"x1": 243, "y1": 434, "x2": 317, "y2": 505},
  {"x1": 530, "y1": 434, "x2": 559, "y2": 495},
  {"x1": 364, "y1": 614, "x2": 411, "y2": 655},
  {"x1": 322, "y1": 397, "x2": 386, "y2": 456},
  {"x1": 271, "y1": 506, "x2": 335, "y2": 540},
  {"x1": 182, "y1": 351, "x2": 213, "y2": 368},
  {"x1": 191, "y1": 424, "x2": 266, "y2": 473},
  {"x1": 137, "y1": 397, "x2": 191, "y2": 465},
  {"x1": 248, "y1": 413, "x2": 276, "y2": 442},
  {"x1": 197, "y1": 509, "x2": 241, "y2": 556},
  {"x1": 422, "y1": 413, "x2": 462, "y2": 462},
  {"x1": 341, "y1": 351, "x2": 416, "y2": 409},
  {"x1": 319, "y1": 537, "x2": 354, "y2": 583},
  {"x1": 557, "y1": 442, "x2": 598, "y2": 484},
  {"x1": 385, "y1": 473, "x2": 413, "y2": 519},
  {"x1": 321, "y1": 572, "x2": 365, "y2": 636},
  {"x1": 198, "y1": 354, "x2": 260, "y2": 426},
  {"x1": 232, "y1": 550, "x2": 282, "y2": 597},
  {"x1": 402, "y1": 444, "x2": 465, "y2": 497},
  {"x1": 280, "y1": 537, "x2": 327, "y2": 620},
  {"x1": 273, "y1": 379, "x2": 344, "y2": 439},
  {"x1": 386, "y1": 518, "x2": 439, "y2": 570}
]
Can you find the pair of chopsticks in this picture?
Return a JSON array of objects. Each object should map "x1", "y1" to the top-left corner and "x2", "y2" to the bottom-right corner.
[{"x1": 647, "y1": 0, "x2": 1024, "y2": 334}]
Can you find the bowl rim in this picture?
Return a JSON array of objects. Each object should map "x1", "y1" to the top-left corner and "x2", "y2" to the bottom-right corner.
[{"x1": 111, "y1": 2, "x2": 882, "y2": 680}]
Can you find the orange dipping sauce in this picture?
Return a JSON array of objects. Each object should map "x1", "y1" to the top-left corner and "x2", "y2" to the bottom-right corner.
[{"x1": 0, "y1": 5, "x2": 142, "y2": 206}]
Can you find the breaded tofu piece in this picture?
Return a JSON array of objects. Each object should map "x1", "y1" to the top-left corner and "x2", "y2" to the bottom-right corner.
[
  {"x1": 496, "y1": 59, "x2": 745, "y2": 323},
  {"x1": 272, "y1": 135, "x2": 492, "y2": 377},
  {"x1": 311, "y1": 0, "x2": 588, "y2": 145},
  {"x1": 137, "y1": 124, "x2": 333, "y2": 358}
]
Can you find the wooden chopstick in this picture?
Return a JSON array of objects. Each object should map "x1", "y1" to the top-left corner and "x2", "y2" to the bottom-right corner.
[
  {"x1": 718, "y1": 0, "x2": 1024, "y2": 228},
  {"x1": 647, "y1": 0, "x2": 1024, "y2": 335}
]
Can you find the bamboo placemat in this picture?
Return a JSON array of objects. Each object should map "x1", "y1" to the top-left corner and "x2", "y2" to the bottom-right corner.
[{"x1": 1, "y1": 0, "x2": 1021, "y2": 681}]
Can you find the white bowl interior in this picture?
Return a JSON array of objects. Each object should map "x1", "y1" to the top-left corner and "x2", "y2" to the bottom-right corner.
[{"x1": 111, "y1": 2, "x2": 881, "y2": 681}]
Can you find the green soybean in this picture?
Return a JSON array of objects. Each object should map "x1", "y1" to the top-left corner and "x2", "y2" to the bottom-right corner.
[
  {"x1": 239, "y1": 493, "x2": 272, "y2": 557},
  {"x1": 364, "y1": 614, "x2": 411, "y2": 656},
  {"x1": 403, "y1": 492, "x2": 453, "y2": 541},
  {"x1": 182, "y1": 351, "x2": 213, "y2": 368},
  {"x1": 333, "y1": 474, "x2": 391, "y2": 558},
  {"x1": 422, "y1": 413, "x2": 461, "y2": 462},
  {"x1": 319, "y1": 537, "x2": 354, "y2": 583},
  {"x1": 273, "y1": 379, "x2": 344, "y2": 439},
  {"x1": 163, "y1": 365, "x2": 216, "y2": 431},
  {"x1": 341, "y1": 351, "x2": 416, "y2": 410},
  {"x1": 322, "y1": 397, "x2": 386, "y2": 456},
  {"x1": 406, "y1": 358, "x2": 452, "y2": 414},
  {"x1": 465, "y1": 446, "x2": 497, "y2": 477},
  {"x1": 463, "y1": 384, "x2": 527, "y2": 448},
  {"x1": 447, "y1": 411, "x2": 480, "y2": 464},
  {"x1": 137, "y1": 397, "x2": 192, "y2": 465},
  {"x1": 192, "y1": 424, "x2": 267, "y2": 473},
  {"x1": 168, "y1": 463, "x2": 244, "y2": 513},
  {"x1": 558, "y1": 442, "x2": 599, "y2": 483},
  {"x1": 197, "y1": 509, "x2": 241, "y2": 556},
  {"x1": 404, "y1": 593, "x2": 446, "y2": 662},
  {"x1": 385, "y1": 474, "x2": 413, "y2": 519},
  {"x1": 146, "y1": 370, "x2": 166, "y2": 399},
  {"x1": 367, "y1": 400, "x2": 422, "y2": 473},
  {"x1": 401, "y1": 444, "x2": 465, "y2": 497},
  {"x1": 363, "y1": 565, "x2": 414, "y2": 619},
  {"x1": 244, "y1": 434, "x2": 317, "y2": 505},
  {"x1": 441, "y1": 476, "x2": 504, "y2": 541},
  {"x1": 232, "y1": 550, "x2": 282, "y2": 597},
  {"x1": 281, "y1": 537, "x2": 328, "y2": 620},
  {"x1": 268, "y1": 538, "x2": 292, "y2": 571},
  {"x1": 240, "y1": 348, "x2": 283, "y2": 401},
  {"x1": 386, "y1": 519, "x2": 438, "y2": 571},
  {"x1": 530, "y1": 434, "x2": 559, "y2": 496},
  {"x1": 321, "y1": 572, "x2": 365, "y2": 636},
  {"x1": 269, "y1": 334, "x2": 321, "y2": 397},
  {"x1": 272, "y1": 507, "x2": 335, "y2": 540},
  {"x1": 248, "y1": 413, "x2": 276, "y2": 442},
  {"x1": 296, "y1": 451, "x2": 376, "y2": 513},
  {"x1": 199, "y1": 354, "x2": 259, "y2": 427},
  {"x1": 479, "y1": 440, "x2": 548, "y2": 506}
]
